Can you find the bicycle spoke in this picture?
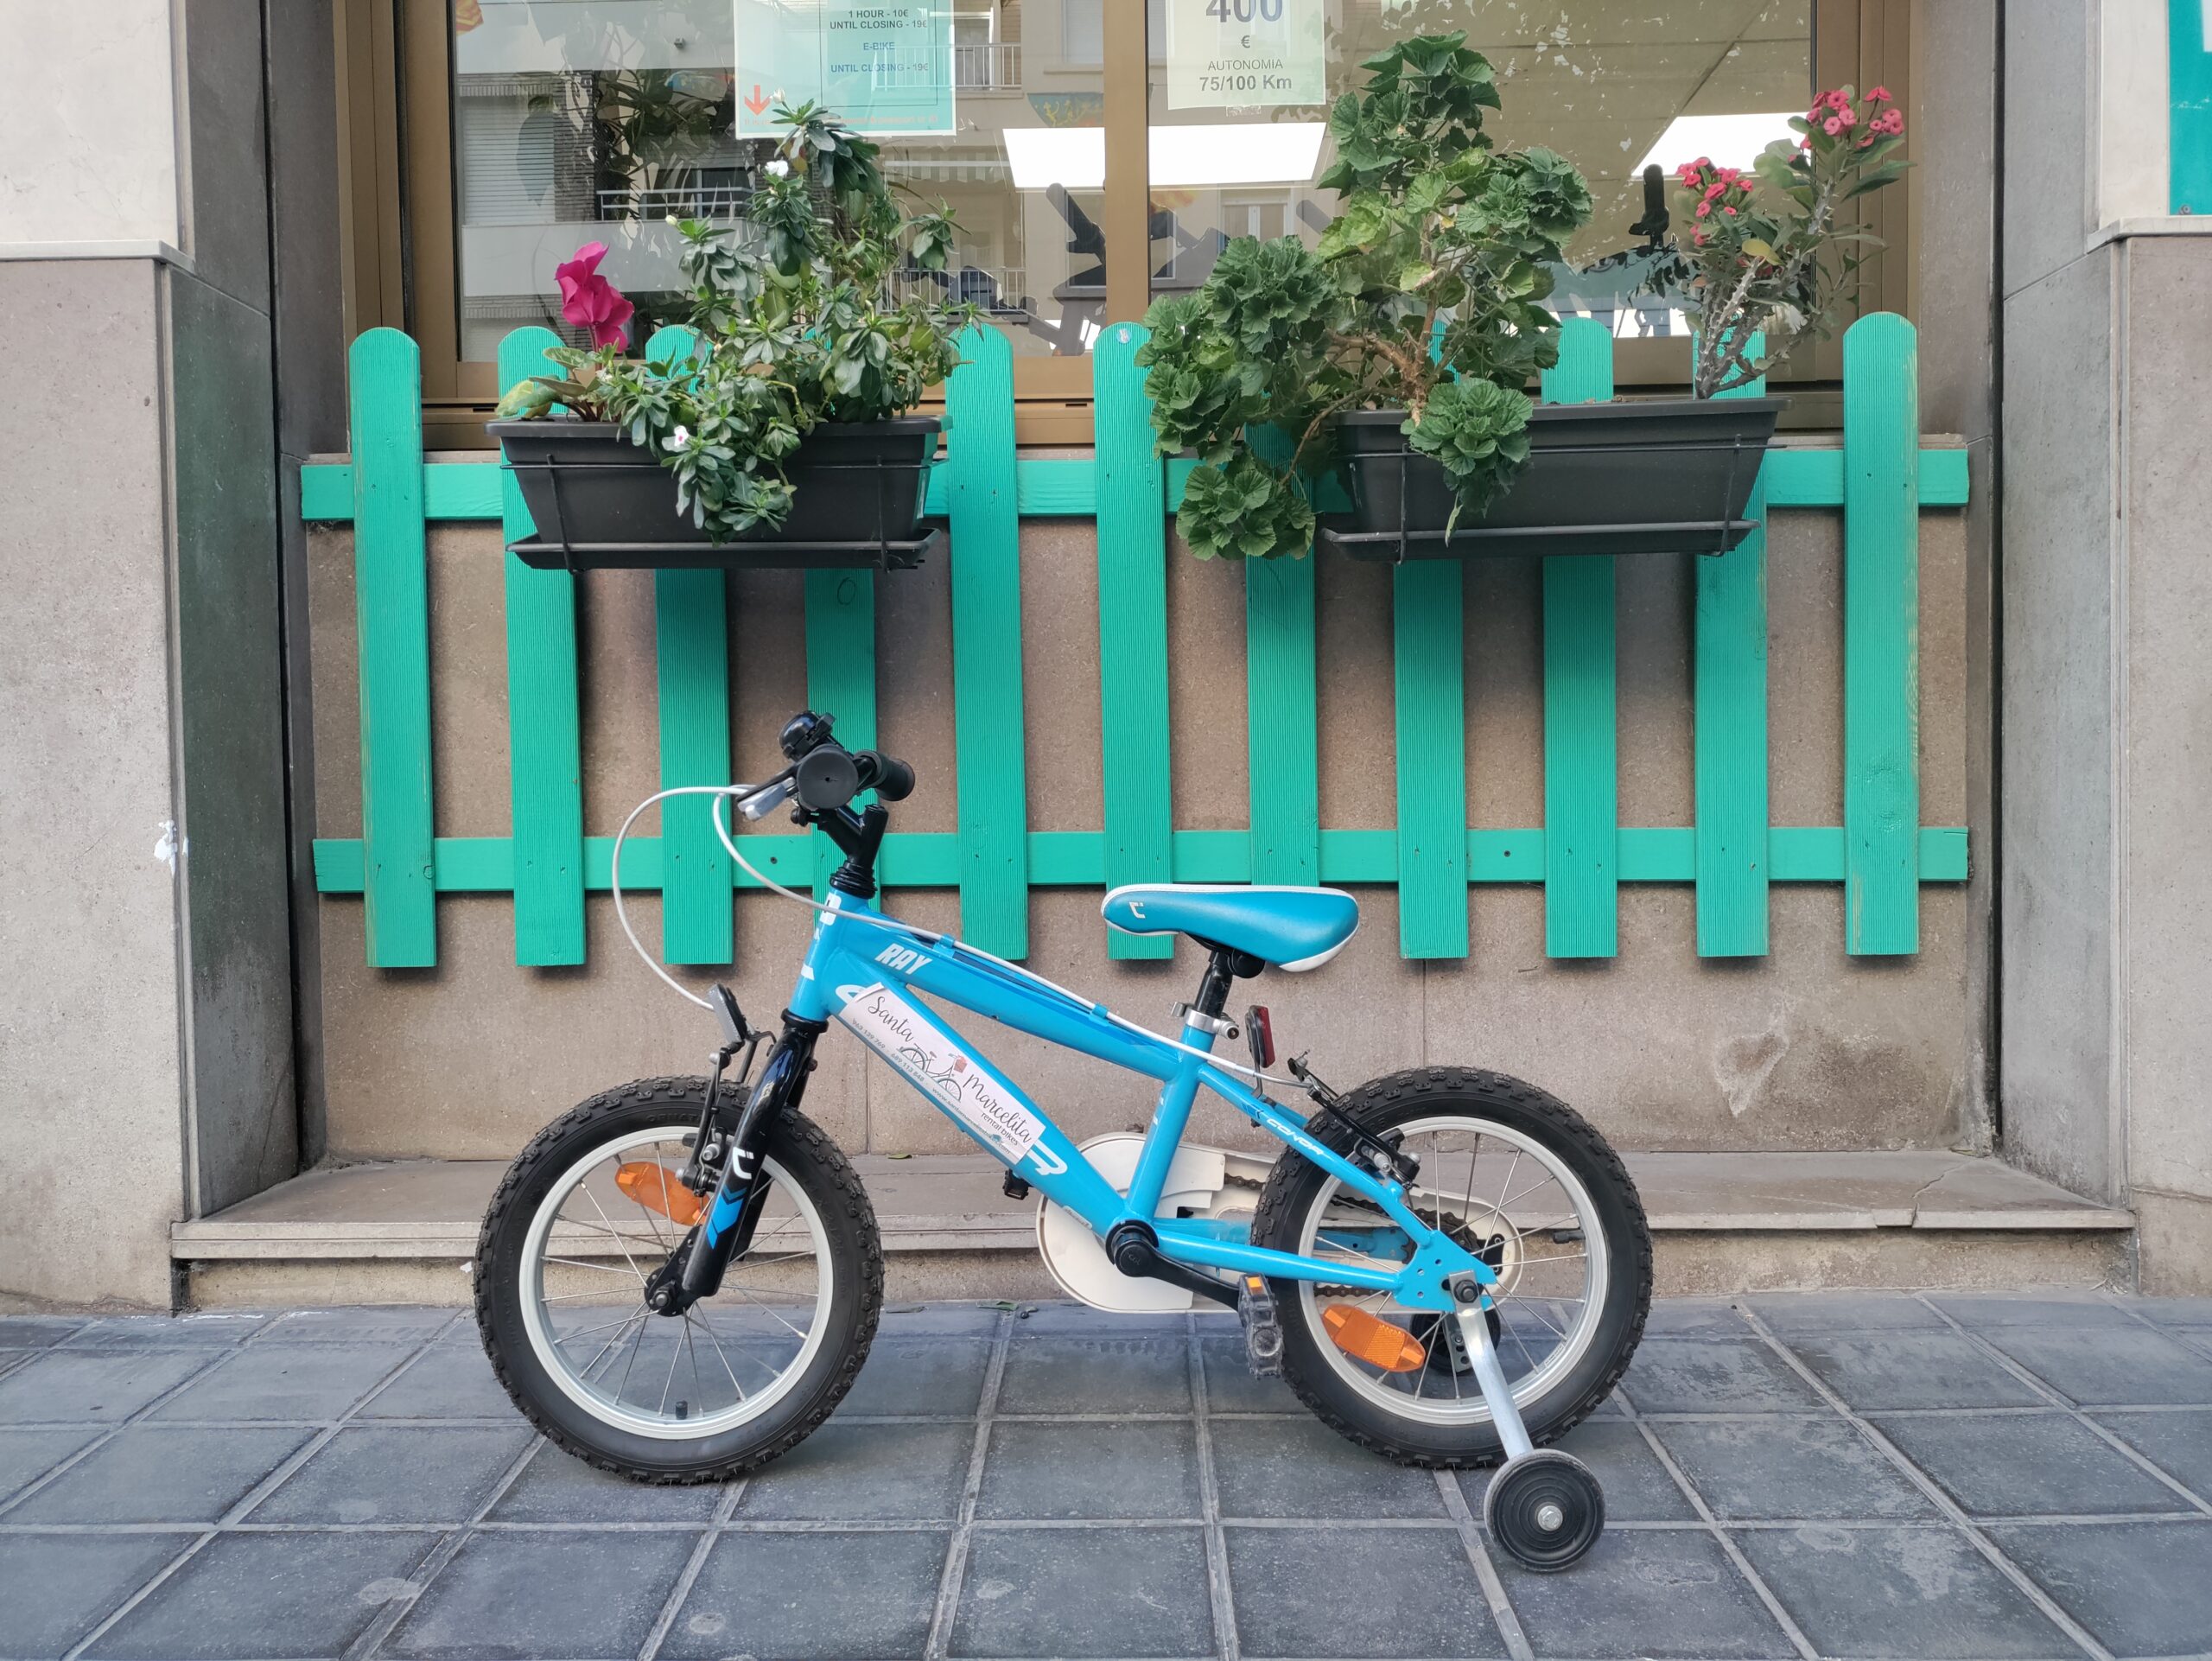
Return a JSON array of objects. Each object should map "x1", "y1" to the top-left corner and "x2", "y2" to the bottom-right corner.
[
  {"x1": 571, "y1": 1305, "x2": 649, "y2": 1378},
  {"x1": 687, "y1": 1311, "x2": 747, "y2": 1402},
  {"x1": 728, "y1": 1284, "x2": 809, "y2": 1340},
  {"x1": 658, "y1": 1327, "x2": 684, "y2": 1416},
  {"x1": 581, "y1": 1183, "x2": 650, "y2": 1285},
  {"x1": 546, "y1": 1256, "x2": 645, "y2": 1279}
]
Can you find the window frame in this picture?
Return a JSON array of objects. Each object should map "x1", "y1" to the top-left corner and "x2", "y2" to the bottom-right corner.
[{"x1": 340, "y1": 0, "x2": 1913, "y2": 445}]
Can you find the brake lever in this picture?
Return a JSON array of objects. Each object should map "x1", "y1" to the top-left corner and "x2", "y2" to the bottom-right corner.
[{"x1": 735, "y1": 770, "x2": 797, "y2": 821}]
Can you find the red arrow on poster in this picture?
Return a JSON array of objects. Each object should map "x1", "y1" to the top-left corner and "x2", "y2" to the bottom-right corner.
[{"x1": 743, "y1": 83, "x2": 770, "y2": 115}]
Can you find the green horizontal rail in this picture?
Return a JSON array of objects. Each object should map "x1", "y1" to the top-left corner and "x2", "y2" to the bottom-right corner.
[
  {"x1": 313, "y1": 824, "x2": 1967, "y2": 893},
  {"x1": 300, "y1": 445, "x2": 1970, "y2": 525}
]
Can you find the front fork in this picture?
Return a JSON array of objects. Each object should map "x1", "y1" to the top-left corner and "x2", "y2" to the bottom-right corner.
[{"x1": 646, "y1": 1015, "x2": 825, "y2": 1316}]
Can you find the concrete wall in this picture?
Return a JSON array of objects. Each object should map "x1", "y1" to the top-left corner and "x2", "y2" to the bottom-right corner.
[
  {"x1": 0, "y1": 262, "x2": 188, "y2": 1305},
  {"x1": 2000, "y1": 1, "x2": 2212, "y2": 1289},
  {"x1": 0, "y1": 0, "x2": 342, "y2": 1306},
  {"x1": 303, "y1": 502, "x2": 1980, "y2": 1167}
]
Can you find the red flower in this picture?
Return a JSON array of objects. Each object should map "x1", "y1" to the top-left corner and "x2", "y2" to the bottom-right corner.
[{"x1": 555, "y1": 242, "x2": 634, "y2": 349}]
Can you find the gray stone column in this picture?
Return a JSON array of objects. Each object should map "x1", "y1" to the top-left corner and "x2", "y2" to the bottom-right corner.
[
  {"x1": 2001, "y1": 0, "x2": 2212, "y2": 1290},
  {"x1": 0, "y1": 0, "x2": 341, "y2": 1306}
]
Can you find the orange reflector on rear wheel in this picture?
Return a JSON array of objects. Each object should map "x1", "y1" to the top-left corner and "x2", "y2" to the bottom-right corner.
[
  {"x1": 615, "y1": 1161, "x2": 705, "y2": 1226},
  {"x1": 1322, "y1": 1306, "x2": 1427, "y2": 1372}
]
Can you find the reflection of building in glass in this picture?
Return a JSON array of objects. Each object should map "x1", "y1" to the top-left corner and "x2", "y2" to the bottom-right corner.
[
  {"x1": 1143, "y1": 0, "x2": 1811, "y2": 340},
  {"x1": 452, "y1": 0, "x2": 1106, "y2": 362}
]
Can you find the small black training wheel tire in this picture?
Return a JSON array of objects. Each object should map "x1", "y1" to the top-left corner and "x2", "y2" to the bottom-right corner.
[{"x1": 1484, "y1": 1449, "x2": 1605, "y2": 1572}]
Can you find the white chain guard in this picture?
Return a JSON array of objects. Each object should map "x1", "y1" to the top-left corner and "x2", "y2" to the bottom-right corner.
[{"x1": 1034, "y1": 1134, "x2": 1274, "y2": 1313}]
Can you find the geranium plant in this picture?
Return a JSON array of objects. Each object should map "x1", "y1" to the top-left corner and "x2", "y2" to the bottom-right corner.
[
  {"x1": 1662, "y1": 86, "x2": 1910, "y2": 398},
  {"x1": 1135, "y1": 33, "x2": 1592, "y2": 561},
  {"x1": 495, "y1": 102, "x2": 973, "y2": 541}
]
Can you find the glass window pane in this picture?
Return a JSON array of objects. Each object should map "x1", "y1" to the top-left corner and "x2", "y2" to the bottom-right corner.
[
  {"x1": 1146, "y1": 0, "x2": 1814, "y2": 343},
  {"x1": 450, "y1": 0, "x2": 1109, "y2": 364}
]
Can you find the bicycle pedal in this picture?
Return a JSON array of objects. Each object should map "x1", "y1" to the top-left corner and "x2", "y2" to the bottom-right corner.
[{"x1": 1236, "y1": 1275, "x2": 1283, "y2": 1377}]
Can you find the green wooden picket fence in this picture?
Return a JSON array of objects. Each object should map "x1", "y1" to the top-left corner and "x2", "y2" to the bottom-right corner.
[{"x1": 302, "y1": 313, "x2": 1967, "y2": 971}]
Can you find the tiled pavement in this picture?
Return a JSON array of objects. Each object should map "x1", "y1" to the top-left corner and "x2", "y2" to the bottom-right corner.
[{"x1": 2, "y1": 1295, "x2": 2211, "y2": 1661}]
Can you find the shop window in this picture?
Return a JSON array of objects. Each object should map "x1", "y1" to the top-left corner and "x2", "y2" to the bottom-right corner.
[{"x1": 360, "y1": 0, "x2": 1903, "y2": 440}]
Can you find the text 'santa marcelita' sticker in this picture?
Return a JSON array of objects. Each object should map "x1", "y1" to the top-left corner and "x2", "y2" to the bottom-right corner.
[{"x1": 836, "y1": 983, "x2": 1046, "y2": 1164}]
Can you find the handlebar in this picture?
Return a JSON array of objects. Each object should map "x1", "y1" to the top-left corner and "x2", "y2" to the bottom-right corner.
[{"x1": 764, "y1": 710, "x2": 915, "y2": 817}]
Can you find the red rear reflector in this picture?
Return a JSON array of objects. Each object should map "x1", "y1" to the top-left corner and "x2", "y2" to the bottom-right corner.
[
  {"x1": 1244, "y1": 1005, "x2": 1275, "y2": 1068},
  {"x1": 614, "y1": 1162, "x2": 705, "y2": 1226}
]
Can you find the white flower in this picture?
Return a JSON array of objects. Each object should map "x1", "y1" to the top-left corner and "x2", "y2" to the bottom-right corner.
[
  {"x1": 664, "y1": 424, "x2": 692, "y2": 451},
  {"x1": 764, "y1": 158, "x2": 791, "y2": 178}
]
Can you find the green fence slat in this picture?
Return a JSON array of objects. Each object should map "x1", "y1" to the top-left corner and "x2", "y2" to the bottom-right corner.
[
  {"x1": 1538, "y1": 318, "x2": 1618, "y2": 958},
  {"x1": 805, "y1": 568, "x2": 877, "y2": 897},
  {"x1": 2172, "y1": 0, "x2": 2212, "y2": 213},
  {"x1": 347, "y1": 328, "x2": 437, "y2": 966},
  {"x1": 1695, "y1": 338, "x2": 1771, "y2": 957},
  {"x1": 496, "y1": 328, "x2": 586, "y2": 964},
  {"x1": 1246, "y1": 556, "x2": 1320, "y2": 886},
  {"x1": 1842, "y1": 313, "x2": 1921, "y2": 954},
  {"x1": 1090, "y1": 322, "x2": 1173, "y2": 957},
  {"x1": 944, "y1": 324, "x2": 1030, "y2": 957},
  {"x1": 640, "y1": 326, "x2": 731, "y2": 963},
  {"x1": 1391, "y1": 561, "x2": 1467, "y2": 958}
]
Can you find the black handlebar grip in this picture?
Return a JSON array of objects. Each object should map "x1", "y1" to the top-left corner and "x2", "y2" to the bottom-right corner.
[
  {"x1": 859, "y1": 750, "x2": 916, "y2": 802},
  {"x1": 793, "y1": 745, "x2": 861, "y2": 811}
]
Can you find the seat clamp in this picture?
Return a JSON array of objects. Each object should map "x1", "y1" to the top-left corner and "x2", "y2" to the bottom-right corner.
[{"x1": 1173, "y1": 1002, "x2": 1239, "y2": 1038}]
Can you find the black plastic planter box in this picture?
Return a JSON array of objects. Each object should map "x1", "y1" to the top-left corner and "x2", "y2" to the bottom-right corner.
[
  {"x1": 491, "y1": 416, "x2": 942, "y2": 571},
  {"x1": 1321, "y1": 398, "x2": 1785, "y2": 561}
]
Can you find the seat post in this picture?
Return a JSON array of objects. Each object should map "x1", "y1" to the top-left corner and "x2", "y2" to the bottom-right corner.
[{"x1": 1190, "y1": 943, "x2": 1262, "y2": 1021}]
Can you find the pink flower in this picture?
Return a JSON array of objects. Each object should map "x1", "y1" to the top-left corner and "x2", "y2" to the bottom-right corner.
[
  {"x1": 1823, "y1": 117, "x2": 1844, "y2": 135},
  {"x1": 1724, "y1": 205, "x2": 1738, "y2": 214},
  {"x1": 554, "y1": 242, "x2": 633, "y2": 348},
  {"x1": 1696, "y1": 202, "x2": 1712, "y2": 218},
  {"x1": 1866, "y1": 85, "x2": 1891, "y2": 102}
]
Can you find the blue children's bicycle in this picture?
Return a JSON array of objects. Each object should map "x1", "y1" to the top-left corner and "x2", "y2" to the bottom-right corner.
[{"x1": 475, "y1": 711, "x2": 1652, "y2": 1570}]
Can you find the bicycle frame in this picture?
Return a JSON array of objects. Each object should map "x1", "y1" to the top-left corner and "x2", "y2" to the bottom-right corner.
[{"x1": 782, "y1": 894, "x2": 1496, "y2": 1312}]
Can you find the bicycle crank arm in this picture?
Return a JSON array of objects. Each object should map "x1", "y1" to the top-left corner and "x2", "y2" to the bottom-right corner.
[{"x1": 1450, "y1": 1272, "x2": 1534, "y2": 1460}]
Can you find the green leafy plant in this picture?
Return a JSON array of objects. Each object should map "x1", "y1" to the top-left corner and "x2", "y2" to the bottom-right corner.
[
  {"x1": 1135, "y1": 33, "x2": 1592, "y2": 561},
  {"x1": 495, "y1": 102, "x2": 975, "y2": 541},
  {"x1": 1656, "y1": 86, "x2": 1910, "y2": 398}
]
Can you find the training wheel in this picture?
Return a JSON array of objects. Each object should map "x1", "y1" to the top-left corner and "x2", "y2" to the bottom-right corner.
[{"x1": 1483, "y1": 1449, "x2": 1604, "y2": 1572}]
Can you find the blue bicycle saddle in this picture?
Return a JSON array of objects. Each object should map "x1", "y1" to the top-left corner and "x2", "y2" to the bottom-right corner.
[{"x1": 1100, "y1": 884, "x2": 1360, "y2": 971}]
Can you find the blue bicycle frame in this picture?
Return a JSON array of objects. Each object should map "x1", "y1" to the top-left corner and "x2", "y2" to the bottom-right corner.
[{"x1": 784, "y1": 894, "x2": 1497, "y2": 1313}]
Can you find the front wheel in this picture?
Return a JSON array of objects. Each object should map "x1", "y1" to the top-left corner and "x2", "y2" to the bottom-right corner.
[
  {"x1": 1250, "y1": 1067, "x2": 1651, "y2": 1469},
  {"x1": 474, "y1": 1077, "x2": 883, "y2": 1482}
]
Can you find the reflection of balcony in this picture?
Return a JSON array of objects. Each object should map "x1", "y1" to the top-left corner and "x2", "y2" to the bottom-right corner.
[
  {"x1": 888, "y1": 265, "x2": 1026, "y2": 311},
  {"x1": 595, "y1": 184, "x2": 754, "y2": 222},
  {"x1": 953, "y1": 42, "x2": 1021, "y2": 92}
]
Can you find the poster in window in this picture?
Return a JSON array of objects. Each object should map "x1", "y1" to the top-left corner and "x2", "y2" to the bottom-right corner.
[
  {"x1": 734, "y1": 0, "x2": 956, "y2": 137},
  {"x1": 1165, "y1": 0, "x2": 1325, "y2": 111}
]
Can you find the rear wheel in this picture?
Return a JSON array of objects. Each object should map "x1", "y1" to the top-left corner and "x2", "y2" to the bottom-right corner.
[
  {"x1": 474, "y1": 1077, "x2": 882, "y2": 1482},
  {"x1": 1249, "y1": 1067, "x2": 1650, "y2": 1468}
]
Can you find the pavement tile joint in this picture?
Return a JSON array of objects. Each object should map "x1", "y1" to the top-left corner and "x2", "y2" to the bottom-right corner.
[{"x1": 0, "y1": 1293, "x2": 2208, "y2": 1660}]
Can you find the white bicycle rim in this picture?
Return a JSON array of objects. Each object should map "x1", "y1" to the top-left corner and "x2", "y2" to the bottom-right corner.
[
  {"x1": 518, "y1": 1127, "x2": 835, "y2": 1441},
  {"x1": 1294, "y1": 1114, "x2": 1611, "y2": 1428}
]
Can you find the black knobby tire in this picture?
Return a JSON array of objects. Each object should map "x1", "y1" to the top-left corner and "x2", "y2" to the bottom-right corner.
[
  {"x1": 474, "y1": 1077, "x2": 883, "y2": 1483},
  {"x1": 1249, "y1": 1067, "x2": 1651, "y2": 1468}
]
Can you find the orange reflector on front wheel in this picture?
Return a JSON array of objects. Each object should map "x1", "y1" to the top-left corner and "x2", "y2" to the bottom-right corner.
[
  {"x1": 1322, "y1": 1306, "x2": 1427, "y2": 1372},
  {"x1": 614, "y1": 1162, "x2": 705, "y2": 1226}
]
